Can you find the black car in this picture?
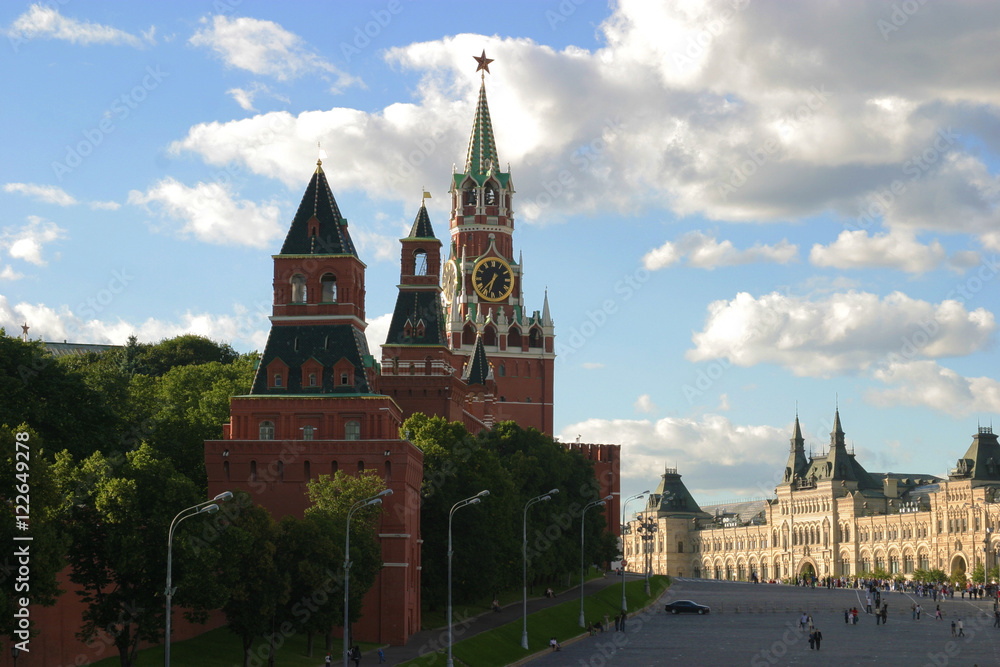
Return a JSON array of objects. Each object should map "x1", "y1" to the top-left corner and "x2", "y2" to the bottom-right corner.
[{"x1": 664, "y1": 600, "x2": 710, "y2": 614}]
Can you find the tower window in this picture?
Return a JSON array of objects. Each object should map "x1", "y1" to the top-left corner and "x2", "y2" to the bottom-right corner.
[
  {"x1": 345, "y1": 420, "x2": 361, "y2": 440},
  {"x1": 302, "y1": 425, "x2": 314, "y2": 440},
  {"x1": 484, "y1": 185, "x2": 497, "y2": 206},
  {"x1": 414, "y1": 250, "x2": 428, "y2": 276},
  {"x1": 464, "y1": 189, "x2": 477, "y2": 206},
  {"x1": 291, "y1": 274, "x2": 307, "y2": 303},
  {"x1": 259, "y1": 421, "x2": 275, "y2": 440},
  {"x1": 321, "y1": 274, "x2": 337, "y2": 302},
  {"x1": 498, "y1": 363, "x2": 505, "y2": 377}
]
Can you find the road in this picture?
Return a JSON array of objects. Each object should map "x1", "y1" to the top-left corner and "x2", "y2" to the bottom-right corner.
[{"x1": 529, "y1": 578, "x2": 1000, "y2": 666}]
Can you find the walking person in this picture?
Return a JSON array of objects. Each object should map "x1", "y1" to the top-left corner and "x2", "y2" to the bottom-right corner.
[
  {"x1": 994, "y1": 609, "x2": 1000, "y2": 628},
  {"x1": 916, "y1": 603, "x2": 922, "y2": 620},
  {"x1": 814, "y1": 628, "x2": 822, "y2": 650},
  {"x1": 351, "y1": 644, "x2": 361, "y2": 667},
  {"x1": 325, "y1": 654, "x2": 332, "y2": 666},
  {"x1": 808, "y1": 629, "x2": 816, "y2": 650},
  {"x1": 957, "y1": 618, "x2": 965, "y2": 636},
  {"x1": 378, "y1": 648, "x2": 385, "y2": 664}
]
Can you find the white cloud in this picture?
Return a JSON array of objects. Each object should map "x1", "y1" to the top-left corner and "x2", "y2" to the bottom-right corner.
[
  {"x1": 8, "y1": 5, "x2": 145, "y2": 47},
  {"x1": 127, "y1": 177, "x2": 283, "y2": 248},
  {"x1": 0, "y1": 265, "x2": 23, "y2": 281},
  {"x1": 176, "y1": 5, "x2": 1000, "y2": 233},
  {"x1": 560, "y1": 414, "x2": 789, "y2": 498},
  {"x1": 364, "y1": 312, "x2": 393, "y2": 358},
  {"x1": 810, "y1": 229, "x2": 948, "y2": 274},
  {"x1": 4, "y1": 182, "x2": 119, "y2": 210},
  {"x1": 190, "y1": 15, "x2": 357, "y2": 89},
  {"x1": 634, "y1": 394, "x2": 657, "y2": 414},
  {"x1": 644, "y1": 231, "x2": 798, "y2": 270},
  {"x1": 4, "y1": 182, "x2": 77, "y2": 206},
  {"x1": 227, "y1": 82, "x2": 291, "y2": 112},
  {"x1": 0, "y1": 295, "x2": 270, "y2": 351},
  {"x1": 688, "y1": 290, "x2": 996, "y2": 377},
  {"x1": 2, "y1": 216, "x2": 66, "y2": 266},
  {"x1": 868, "y1": 360, "x2": 1000, "y2": 416}
]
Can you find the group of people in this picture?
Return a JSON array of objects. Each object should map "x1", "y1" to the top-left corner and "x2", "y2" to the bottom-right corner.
[
  {"x1": 587, "y1": 611, "x2": 629, "y2": 636},
  {"x1": 799, "y1": 612, "x2": 823, "y2": 649}
]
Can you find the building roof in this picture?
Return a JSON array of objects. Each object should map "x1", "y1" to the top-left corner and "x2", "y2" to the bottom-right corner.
[
  {"x1": 453, "y1": 80, "x2": 511, "y2": 189},
  {"x1": 279, "y1": 162, "x2": 357, "y2": 256},
  {"x1": 407, "y1": 204, "x2": 436, "y2": 239},
  {"x1": 384, "y1": 291, "x2": 447, "y2": 348},
  {"x1": 949, "y1": 426, "x2": 1000, "y2": 481},
  {"x1": 462, "y1": 334, "x2": 492, "y2": 386},
  {"x1": 643, "y1": 467, "x2": 712, "y2": 519},
  {"x1": 250, "y1": 324, "x2": 375, "y2": 394},
  {"x1": 700, "y1": 498, "x2": 769, "y2": 525},
  {"x1": 43, "y1": 341, "x2": 119, "y2": 357}
]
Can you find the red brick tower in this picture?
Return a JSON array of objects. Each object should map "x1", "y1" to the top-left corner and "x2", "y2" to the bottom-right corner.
[
  {"x1": 441, "y1": 54, "x2": 556, "y2": 434},
  {"x1": 205, "y1": 160, "x2": 423, "y2": 645},
  {"x1": 380, "y1": 202, "x2": 497, "y2": 433}
]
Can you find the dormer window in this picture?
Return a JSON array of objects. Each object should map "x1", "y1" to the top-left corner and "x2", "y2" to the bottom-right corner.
[
  {"x1": 341, "y1": 372, "x2": 349, "y2": 385},
  {"x1": 273, "y1": 373, "x2": 283, "y2": 387},
  {"x1": 290, "y1": 274, "x2": 307, "y2": 303},
  {"x1": 308, "y1": 373, "x2": 317, "y2": 387}
]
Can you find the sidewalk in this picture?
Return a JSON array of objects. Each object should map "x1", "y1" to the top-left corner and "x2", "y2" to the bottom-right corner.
[{"x1": 340, "y1": 574, "x2": 632, "y2": 666}]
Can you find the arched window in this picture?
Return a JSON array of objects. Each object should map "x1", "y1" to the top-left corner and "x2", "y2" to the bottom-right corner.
[
  {"x1": 413, "y1": 250, "x2": 428, "y2": 276},
  {"x1": 259, "y1": 421, "x2": 275, "y2": 440},
  {"x1": 304, "y1": 460, "x2": 311, "y2": 480},
  {"x1": 250, "y1": 460, "x2": 257, "y2": 482},
  {"x1": 273, "y1": 373, "x2": 283, "y2": 388},
  {"x1": 321, "y1": 274, "x2": 337, "y2": 302},
  {"x1": 223, "y1": 460, "x2": 230, "y2": 481},
  {"x1": 277, "y1": 460, "x2": 284, "y2": 482},
  {"x1": 345, "y1": 420, "x2": 361, "y2": 440},
  {"x1": 331, "y1": 460, "x2": 339, "y2": 475},
  {"x1": 357, "y1": 460, "x2": 365, "y2": 473},
  {"x1": 462, "y1": 322, "x2": 477, "y2": 346},
  {"x1": 484, "y1": 184, "x2": 497, "y2": 206},
  {"x1": 291, "y1": 274, "x2": 307, "y2": 303},
  {"x1": 498, "y1": 363, "x2": 506, "y2": 377},
  {"x1": 508, "y1": 327, "x2": 522, "y2": 349},
  {"x1": 529, "y1": 328, "x2": 543, "y2": 348},
  {"x1": 463, "y1": 188, "x2": 477, "y2": 206},
  {"x1": 385, "y1": 460, "x2": 392, "y2": 482},
  {"x1": 483, "y1": 325, "x2": 497, "y2": 346}
]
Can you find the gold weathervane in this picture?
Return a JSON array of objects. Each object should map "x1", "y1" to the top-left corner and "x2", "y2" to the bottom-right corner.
[{"x1": 473, "y1": 50, "x2": 494, "y2": 77}]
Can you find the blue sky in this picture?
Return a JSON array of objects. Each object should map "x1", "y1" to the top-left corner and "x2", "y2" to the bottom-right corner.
[{"x1": 2, "y1": 0, "x2": 999, "y2": 505}]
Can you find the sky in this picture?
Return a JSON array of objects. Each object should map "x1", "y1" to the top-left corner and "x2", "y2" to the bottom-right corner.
[{"x1": 1, "y1": 0, "x2": 999, "y2": 507}]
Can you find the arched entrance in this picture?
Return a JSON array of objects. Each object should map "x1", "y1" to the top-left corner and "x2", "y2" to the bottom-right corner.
[
  {"x1": 951, "y1": 554, "x2": 967, "y2": 581},
  {"x1": 799, "y1": 560, "x2": 816, "y2": 580}
]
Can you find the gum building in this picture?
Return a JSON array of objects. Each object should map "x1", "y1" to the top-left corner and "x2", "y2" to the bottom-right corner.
[{"x1": 624, "y1": 409, "x2": 1000, "y2": 585}]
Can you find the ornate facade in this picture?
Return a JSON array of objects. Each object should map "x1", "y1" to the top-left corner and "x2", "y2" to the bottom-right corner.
[{"x1": 624, "y1": 410, "x2": 1000, "y2": 584}]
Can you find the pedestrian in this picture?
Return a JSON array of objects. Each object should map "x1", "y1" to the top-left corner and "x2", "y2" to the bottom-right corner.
[
  {"x1": 808, "y1": 630, "x2": 816, "y2": 650},
  {"x1": 807, "y1": 614, "x2": 814, "y2": 631},
  {"x1": 351, "y1": 644, "x2": 361, "y2": 667},
  {"x1": 876, "y1": 607, "x2": 882, "y2": 625},
  {"x1": 866, "y1": 594, "x2": 873, "y2": 614},
  {"x1": 881, "y1": 605, "x2": 888, "y2": 625},
  {"x1": 917, "y1": 603, "x2": 922, "y2": 620},
  {"x1": 911, "y1": 602, "x2": 917, "y2": 619},
  {"x1": 378, "y1": 648, "x2": 385, "y2": 664},
  {"x1": 325, "y1": 654, "x2": 332, "y2": 666},
  {"x1": 549, "y1": 637, "x2": 560, "y2": 652},
  {"x1": 952, "y1": 620, "x2": 957, "y2": 636},
  {"x1": 935, "y1": 605, "x2": 942, "y2": 620},
  {"x1": 800, "y1": 612, "x2": 808, "y2": 630},
  {"x1": 994, "y1": 609, "x2": 1000, "y2": 628},
  {"x1": 587, "y1": 621, "x2": 595, "y2": 636},
  {"x1": 814, "y1": 628, "x2": 822, "y2": 650},
  {"x1": 844, "y1": 608, "x2": 849, "y2": 624},
  {"x1": 621, "y1": 611, "x2": 627, "y2": 633},
  {"x1": 958, "y1": 618, "x2": 965, "y2": 637}
]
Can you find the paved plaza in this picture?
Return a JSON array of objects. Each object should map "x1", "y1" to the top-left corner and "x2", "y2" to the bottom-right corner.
[{"x1": 530, "y1": 578, "x2": 1000, "y2": 667}]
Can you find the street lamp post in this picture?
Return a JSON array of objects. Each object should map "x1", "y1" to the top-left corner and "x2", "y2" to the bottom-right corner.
[
  {"x1": 522, "y1": 488, "x2": 559, "y2": 650},
  {"x1": 621, "y1": 491, "x2": 648, "y2": 612},
  {"x1": 579, "y1": 496, "x2": 612, "y2": 627},
  {"x1": 448, "y1": 490, "x2": 489, "y2": 667},
  {"x1": 165, "y1": 491, "x2": 233, "y2": 667},
  {"x1": 344, "y1": 488, "x2": 393, "y2": 667},
  {"x1": 636, "y1": 513, "x2": 658, "y2": 595}
]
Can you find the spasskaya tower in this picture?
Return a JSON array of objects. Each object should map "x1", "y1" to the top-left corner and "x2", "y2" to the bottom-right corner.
[{"x1": 441, "y1": 51, "x2": 555, "y2": 434}]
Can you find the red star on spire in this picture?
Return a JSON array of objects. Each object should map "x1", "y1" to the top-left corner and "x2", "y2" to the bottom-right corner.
[{"x1": 473, "y1": 50, "x2": 494, "y2": 74}]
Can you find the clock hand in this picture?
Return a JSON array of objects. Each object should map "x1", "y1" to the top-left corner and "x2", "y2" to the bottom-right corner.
[{"x1": 485, "y1": 275, "x2": 497, "y2": 292}]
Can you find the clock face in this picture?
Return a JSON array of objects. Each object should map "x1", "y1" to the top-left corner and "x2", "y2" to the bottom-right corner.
[
  {"x1": 472, "y1": 256, "x2": 514, "y2": 302},
  {"x1": 441, "y1": 258, "x2": 458, "y2": 303}
]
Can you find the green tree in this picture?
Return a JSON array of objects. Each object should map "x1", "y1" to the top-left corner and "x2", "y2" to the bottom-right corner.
[
  {"x1": 305, "y1": 470, "x2": 387, "y2": 638},
  {"x1": 133, "y1": 334, "x2": 239, "y2": 377},
  {"x1": 61, "y1": 445, "x2": 222, "y2": 667},
  {"x1": 0, "y1": 426, "x2": 70, "y2": 649},
  {"x1": 275, "y1": 512, "x2": 342, "y2": 657},
  {"x1": 971, "y1": 562, "x2": 986, "y2": 584},
  {"x1": 217, "y1": 494, "x2": 289, "y2": 667},
  {"x1": 0, "y1": 331, "x2": 118, "y2": 461}
]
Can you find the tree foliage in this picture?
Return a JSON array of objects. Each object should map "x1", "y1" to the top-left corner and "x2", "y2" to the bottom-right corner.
[{"x1": 403, "y1": 415, "x2": 617, "y2": 609}]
